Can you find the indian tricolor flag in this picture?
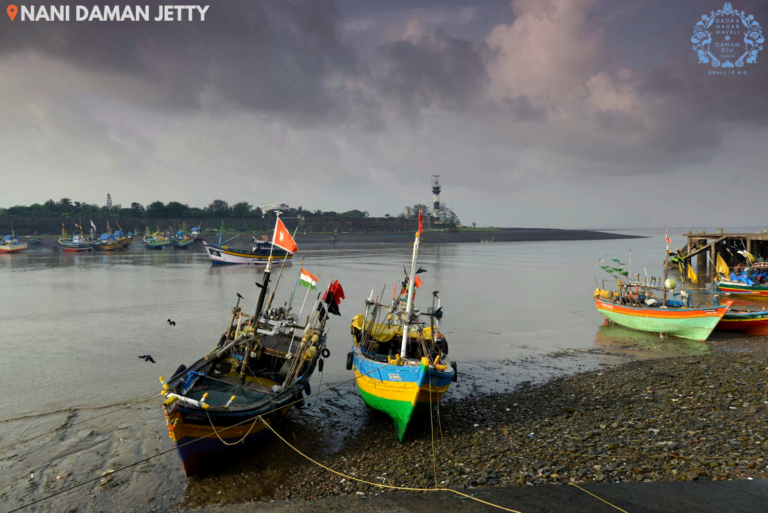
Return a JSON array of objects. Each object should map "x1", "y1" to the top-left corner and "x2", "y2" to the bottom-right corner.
[{"x1": 299, "y1": 268, "x2": 318, "y2": 290}]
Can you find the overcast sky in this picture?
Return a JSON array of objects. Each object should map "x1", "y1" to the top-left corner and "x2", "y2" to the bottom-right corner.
[{"x1": 1, "y1": 0, "x2": 766, "y2": 228}]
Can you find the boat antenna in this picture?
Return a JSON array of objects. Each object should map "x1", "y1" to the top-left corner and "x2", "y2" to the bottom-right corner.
[
  {"x1": 663, "y1": 227, "x2": 670, "y2": 306},
  {"x1": 400, "y1": 229, "x2": 421, "y2": 358}
]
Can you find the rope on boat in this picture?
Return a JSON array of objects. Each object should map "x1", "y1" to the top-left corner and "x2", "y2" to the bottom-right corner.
[
  {"x1": 204, "y1": 409, "x2": 265, "y2": 446},
  {"x1": 256, "y1": 414, "x2": 523, "y2": 513}
]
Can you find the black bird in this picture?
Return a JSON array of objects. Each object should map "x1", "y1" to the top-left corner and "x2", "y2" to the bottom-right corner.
[
  {"x1": 416, "y1": 266, "x2": 427, "y2": 274},
  {"x1": 167, "y1": 319, "x2": 176, "y2": 326},
  {"x1": 138, "y1": 355, "x2": 156, "y2": 363}
]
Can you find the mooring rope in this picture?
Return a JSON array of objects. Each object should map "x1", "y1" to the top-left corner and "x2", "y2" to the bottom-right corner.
[
  {"x1": 567, "y1": 482, "x2": 630, "y2": 512},
  {"x1": 257, "y1": 414, "x2": 522, "y2": 513}
]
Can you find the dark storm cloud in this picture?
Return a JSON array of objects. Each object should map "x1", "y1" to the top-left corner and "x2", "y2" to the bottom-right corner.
[
  {"x1": 378, "y1": 29, "x2": 488, "y2": 122},
  {"x1": 0, "y1": 0, "x2": 362, "y2": 123}
]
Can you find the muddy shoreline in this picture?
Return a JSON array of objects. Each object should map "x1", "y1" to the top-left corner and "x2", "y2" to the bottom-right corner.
[
  {"x1": 185, "y1": 337, "x2": 768, "y2": 511},
  {"x1": 2, "y1": 337, "x2": 764, "y2": 512}
]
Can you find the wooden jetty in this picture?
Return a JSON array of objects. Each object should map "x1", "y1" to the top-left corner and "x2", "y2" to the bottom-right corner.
[{"x1": 682, "y1": 229, "x2": 768, "y2": 281}]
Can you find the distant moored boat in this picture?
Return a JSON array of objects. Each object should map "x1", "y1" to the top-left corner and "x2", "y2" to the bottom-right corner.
[{"x1": 0, "y1": 233, "x2": 28, "y2": 253}]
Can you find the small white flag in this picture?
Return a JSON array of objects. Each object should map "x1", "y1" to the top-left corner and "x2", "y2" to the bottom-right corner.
[{"x1": 90, "y1": 220, "x2": 97, "y2": 232}]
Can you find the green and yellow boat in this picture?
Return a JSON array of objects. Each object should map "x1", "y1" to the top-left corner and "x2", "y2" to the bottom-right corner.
[{"x1": 348, "y1": 229, "x2": 456, "y2": 440}]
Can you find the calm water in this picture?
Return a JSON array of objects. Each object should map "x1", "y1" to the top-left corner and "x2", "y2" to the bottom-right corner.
[{"x1": 0, "y1": 228, "x2": 717, "y2": 422}]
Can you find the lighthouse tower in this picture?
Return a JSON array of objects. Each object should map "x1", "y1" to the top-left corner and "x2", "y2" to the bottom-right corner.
[{"x1": 431, "y1": 175, "x2": 441, "y2": 211}]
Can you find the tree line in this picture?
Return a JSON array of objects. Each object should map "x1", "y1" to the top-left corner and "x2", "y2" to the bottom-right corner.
[{"x1": 0, "y1": 198, "x2": 371, "y2": 220}]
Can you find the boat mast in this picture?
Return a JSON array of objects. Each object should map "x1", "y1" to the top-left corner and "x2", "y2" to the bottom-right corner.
[
  {"x1": 239, "y1": 218, "x2": 278, "y2": 385},
  {"x1": 400, "y1": 231, "x2": 421, "y2": 358}
]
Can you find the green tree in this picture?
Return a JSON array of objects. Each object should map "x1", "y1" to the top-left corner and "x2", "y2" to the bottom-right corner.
[
  {"x1": 130, "y1": 202, "x2": 145, "y2": 217},
  {"x1": 232, "y1": 201, "x2": 252, "y2": 217},
  {"x1": 146, "y1": 201, "x2": 167, "y2": 217},
  {"x1": 165, "y1": 201, "x2": 189, "y2": 218}
]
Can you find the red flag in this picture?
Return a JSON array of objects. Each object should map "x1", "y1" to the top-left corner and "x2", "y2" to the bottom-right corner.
[
  {"x1": 272, "y1": 218, "x2": 298, "y2": 253},
  {"x1": 322, "y1": 280, "x2": 345, "y2": 315},
  {"x1": 414, "y1": 275, "x2": 423, "y2": 289},
  {"x1": 418, "y1": 206, "x2": 423, "y2": 235},
  {"x1": 330, "y1": 279, "x2": 345, "y2": 302}
]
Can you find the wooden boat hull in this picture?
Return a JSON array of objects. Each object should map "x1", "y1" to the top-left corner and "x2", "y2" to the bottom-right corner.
[
  {"x1": 717, "y1": 281, "x2": 768, "y2": 300},
  {"x1": 0, "y1": 243, "x2": 28, "y2": 253},
  {"x1": 93, "y1": 241, "x2": 124, "y2": 251},
  {"x1": 164, "y1": 401, "x2": 292, "y2": 477},
  {"x1": 116, "y1": 237, "x2": 133, "y2": 247},
  {"x1": 172, "y1": 238, "x2": 195, "y2": 248},
  {"x1": 203, "y1": 242, "x2": 292, "y2": 265},
  {"x1": 145, "y1": 239, "x2": 170, "y2": 249},
  {"x1": 595, "y1": 298, "x2": 733, "y2": 342},
  {"x1": 352, "y1": 353, "x2": 454, "y2": 441},
  {"x1": 716, "y1": 310, "x2": 768, "y2": 336}
]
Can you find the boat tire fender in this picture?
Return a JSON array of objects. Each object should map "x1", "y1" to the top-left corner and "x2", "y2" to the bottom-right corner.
[
  {"x1": 318, "y1": 359, "x2": 324, "y2": 373},
  {"x1": 321, "y1": 348, "x2": 331, "y2": 359},
  {"x1": 303, "y1": 381, "x2": 312, "y2": 396},
  {"x1": 452, "y1": 361, "x2": 458, "y2": 383},
  {"x1": 173, "y1": 364, "x2": 187, "y2": 379},
  {"x1": 293, "y1": 386, "x2": 305, "y2": 409},
  {"x1": 346, "y1": 352, "x2": 354, "y2": 371},
  {"x1": 440, "y1": 337, "x2": 449, "y2": 355}
]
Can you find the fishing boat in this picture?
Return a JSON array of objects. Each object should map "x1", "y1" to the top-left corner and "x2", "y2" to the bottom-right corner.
[
  {"x1": 348, "y1": 221, "x2": 456, "y2": 441},
  {"x1": 160, "y1": 216, "x2": 328, "y2": 477},
  {"x1": 93, "y1": 234, "x2": 124, "y2": 251},
  {"x1": 58, "y1": 225, "x2": 94, "y2": 252},
  {"x1": 92, "y1": 222, "x2": 128, "y2": 251},
  {"x1": 594, "y1": 231, "x2": 732, "y2": 342},
  {"x1": 711, "y1": 252, "x2": 768, "y2": 299},
  {"x1": 113, "y1": 221, "x2": 133, "y2": 247},
  {"x1": 114, "y1": 230, "x2": 133, "y2": 247},
  {"x1": 171, "y1": 230, "x2": 195, "y2": 248},
  {"x1": 0, "y1": 232, "x2": 28, "y2": 253},
  {"x1": 203, "y1": 234, "x2": 292, "y2": 265},
  {"x1": 190, "y1": 226, "x2": 204, "y2": 241},
  {"x1": 716, "y1": 308, "x2": 768, "y2": 336},
  {"x1": 144, "y1": 229, "x2": 170, "y2": 249}
]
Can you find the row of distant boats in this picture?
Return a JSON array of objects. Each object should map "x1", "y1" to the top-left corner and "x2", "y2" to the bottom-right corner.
[
  {"x1": 594, "y1": 233, "x2": 768, "y2": 340},
  {"x1": 0, "y1": 223, "x2": 298, "y2": 266}
]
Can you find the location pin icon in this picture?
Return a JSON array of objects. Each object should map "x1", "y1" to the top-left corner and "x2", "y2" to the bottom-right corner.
[{"x1": 7, "y1": 5, "x2": 18, "y2": 21}]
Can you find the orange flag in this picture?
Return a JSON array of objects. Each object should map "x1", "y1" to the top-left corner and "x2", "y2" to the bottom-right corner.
[
  {"x1": 272, "y1": 218, "x2": 298, "y2": 253},
  {"x1": 418, "y1": 205, "x2": 423, "y2": 235}
]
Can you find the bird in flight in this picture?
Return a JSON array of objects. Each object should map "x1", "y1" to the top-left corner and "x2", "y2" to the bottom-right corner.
[
  {"x1": 167, "y1": 319, "x2": 176, "y2": 326},
  {"x1": 138, "y1": 355, "x2": 156, "y2": 363}
]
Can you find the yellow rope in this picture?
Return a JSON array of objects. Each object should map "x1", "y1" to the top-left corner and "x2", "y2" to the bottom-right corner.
[
  {"x1": 257, "y1": 415, "x2": 522, "y2": 513},
  {"x1": 204, "y1": 409, "x2": 265, "y2": 446},
  {"x1": 567, "y1": 483, "x2": 630, "y2": 513},
  {"x1": 427, "y1": 375, "x2": 438, "y2": 488}
]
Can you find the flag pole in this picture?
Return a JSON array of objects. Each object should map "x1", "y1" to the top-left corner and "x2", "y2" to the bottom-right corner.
[
  {"x1": 269, "y1": 225, "x2": 299, "y2": 310},
  {"x1": 285, "y1": 274, "x2": 318, "y2": 357},
  {"x1": 400, "y1": 231, "x2": 421, "y2": 358},
  {"x1": 288, "y1": 257, "x2": 306, "y2": 311}
]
